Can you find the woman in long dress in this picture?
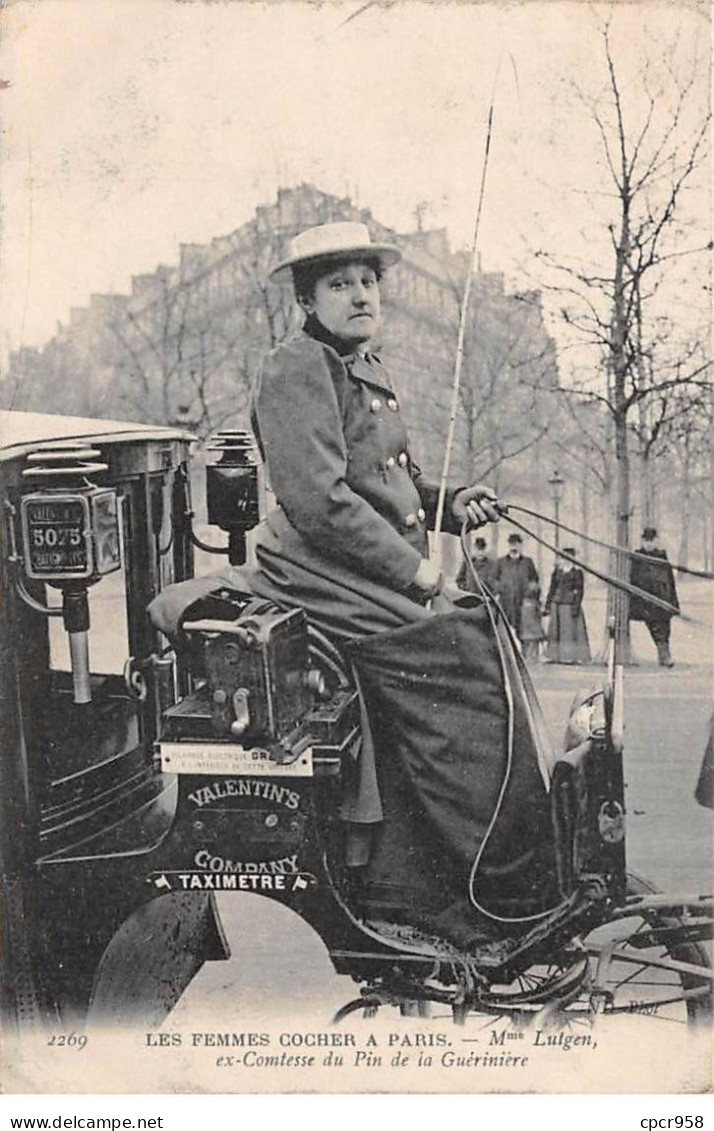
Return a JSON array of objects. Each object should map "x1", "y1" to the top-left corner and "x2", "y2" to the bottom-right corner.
[
  {"x1": 544, "y1": 547, "x2": 592, "y2": 664},
  {"x1": 150, "y1": 222, "x2": 558, "y2": 947}
]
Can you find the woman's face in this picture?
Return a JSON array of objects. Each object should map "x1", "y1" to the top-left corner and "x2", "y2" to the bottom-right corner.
[{"x1": 301, "y1": 260, "x2": 381, "y2": 344}]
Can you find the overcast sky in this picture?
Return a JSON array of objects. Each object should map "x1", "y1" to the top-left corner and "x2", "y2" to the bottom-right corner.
[{"x1": 0, "y1": 0, "x2": 708, "y2": 359}]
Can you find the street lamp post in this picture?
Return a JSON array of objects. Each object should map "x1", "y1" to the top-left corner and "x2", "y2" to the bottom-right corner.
[{"x1": 548, "y1": 469, "x2": 565, "y2": 552}]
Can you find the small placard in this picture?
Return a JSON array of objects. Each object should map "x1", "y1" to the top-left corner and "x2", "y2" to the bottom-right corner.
[
  {"x1": 148, "y1": 870, "x2": 317, "y2": 893},
  {"x1": 159, "y1": 741, "x2": 313, "y2": 777}
]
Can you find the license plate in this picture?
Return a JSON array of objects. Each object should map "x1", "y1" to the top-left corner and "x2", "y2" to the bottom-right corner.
[
  {"x1": 21, "y1": 495, "x2": 91, "y2": 579},
  {"x1": 159, "y1": 741, "x2": 313, "y2": 777}
]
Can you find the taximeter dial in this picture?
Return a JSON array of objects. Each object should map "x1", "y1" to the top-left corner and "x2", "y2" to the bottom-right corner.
[{"x1": 21, "y1": 494, "x2": 92, "y2": 580}]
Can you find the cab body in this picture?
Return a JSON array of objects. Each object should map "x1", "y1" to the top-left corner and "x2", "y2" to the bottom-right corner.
[{"x1": 0, "y1": 411, "x2": 226, "y2": 1029}]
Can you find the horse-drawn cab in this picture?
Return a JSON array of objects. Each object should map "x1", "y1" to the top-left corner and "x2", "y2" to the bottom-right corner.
[{"x1": 1, "y1": 410, "x2": 710, "y2": 1034}]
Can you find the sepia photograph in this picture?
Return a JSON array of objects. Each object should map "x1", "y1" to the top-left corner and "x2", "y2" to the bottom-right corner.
[{"x1": 0, "y1": 0, "x2": 711, "y2": 1100}]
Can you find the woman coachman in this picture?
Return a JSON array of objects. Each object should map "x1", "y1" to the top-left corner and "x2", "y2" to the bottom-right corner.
[{"x1": 151, "y1": 222, "x2": 557, "y2": 947}]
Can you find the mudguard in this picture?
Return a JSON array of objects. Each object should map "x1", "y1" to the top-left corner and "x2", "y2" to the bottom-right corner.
[
  {"x1": 87, "y1": 893, "x2": 229, "y2": 1028},
  {"x1": 551, "y1": 733, "x2": 626, "y2": 899}
]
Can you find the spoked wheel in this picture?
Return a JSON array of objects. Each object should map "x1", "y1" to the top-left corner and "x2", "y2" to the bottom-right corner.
[
  {"x1": 476, "y1": 954, "x2": 590, "y2": 1017},
  {"x1": 583, "y1": 872, "x2": 712, "y2": 1027},
  {"x1": 474, "y1": 873, "x2": 712, "y2": 1029}
]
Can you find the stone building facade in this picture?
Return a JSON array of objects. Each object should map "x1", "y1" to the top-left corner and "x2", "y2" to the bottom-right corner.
[{"x1": 6, "y1": 183, "x2": 558, "y2": 500}]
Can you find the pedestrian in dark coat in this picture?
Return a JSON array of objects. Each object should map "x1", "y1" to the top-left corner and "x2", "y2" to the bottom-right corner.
[
  {"x1": 456, "y1": 535, "x2": 498, "y2": 593},
  {"x1": 148, "y1": 222, "x2": 557, "y2": 946},
  {"x1": 493, "y1": 533, "x2": 539, "y2": 639},
  {"x1": 629, "y1": 527, "x2": 679, "y2": 666},
  {"x1": 544, "y1": 548, "x2": 591, "y2": 664}
]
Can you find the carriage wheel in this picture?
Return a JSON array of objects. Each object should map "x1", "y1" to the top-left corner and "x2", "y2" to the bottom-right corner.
[
  {"x1": 582, "y1": 871, "x2": 712, "y2": 1026},
  {"x1": 475, "y1": 872, "x2": 711, "y2": 1028}
]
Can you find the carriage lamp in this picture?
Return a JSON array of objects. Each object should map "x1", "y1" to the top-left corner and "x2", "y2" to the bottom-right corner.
[
  {"x1": 204, "y1": 430, "x2": 262, "y2": 566},
  {"x1": 15, "y1": 446, "x2": 122, "y2": 704}
]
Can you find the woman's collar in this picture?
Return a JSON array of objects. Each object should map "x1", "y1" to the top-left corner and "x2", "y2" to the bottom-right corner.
[{"x1": 302, "y1": 315, "x2": 372, "y2": 361}]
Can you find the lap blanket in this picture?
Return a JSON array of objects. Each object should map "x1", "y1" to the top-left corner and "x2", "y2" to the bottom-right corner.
[{"x1": 346, "y1": 608, "x2": 559, "y2": 936}]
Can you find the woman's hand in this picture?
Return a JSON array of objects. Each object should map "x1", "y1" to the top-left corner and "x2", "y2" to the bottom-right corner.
[{"x1": 452, "y1": 484, "x2": 501, "y2": 529}]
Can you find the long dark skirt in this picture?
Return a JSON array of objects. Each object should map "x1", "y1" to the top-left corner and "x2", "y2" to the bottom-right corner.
[
  {"x1": 346, "y1": 609, "x2": 558, "y2": 942},
  {"x1": 545, "y1": 604, "x2": 591, "y2": 664}
]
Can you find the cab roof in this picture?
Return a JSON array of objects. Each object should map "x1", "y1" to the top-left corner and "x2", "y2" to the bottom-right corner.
[{"x1": 0, "y1": 410, "x2": 192, "y2": 462}]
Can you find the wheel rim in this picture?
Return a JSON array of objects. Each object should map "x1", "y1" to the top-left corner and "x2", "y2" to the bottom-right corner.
[
  {"x1": 470, "y1": 906, "x2": 711, "y2": 1028},
  {"x1": 584, "y1": 908, "x2": 712, "y2": 1024}
]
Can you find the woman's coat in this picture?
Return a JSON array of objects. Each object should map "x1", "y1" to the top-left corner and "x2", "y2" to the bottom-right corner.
[{"x1": 250, "y1": 324, "x2": 462, "y2": 613}]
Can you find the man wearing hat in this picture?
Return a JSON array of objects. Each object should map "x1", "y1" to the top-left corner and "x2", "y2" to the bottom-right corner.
[
  {"x1": 456, "y1": 535, "x2": 498, "y2": 593},
  {"x1": 492, "y1": 533, "x2": 539, "y2": 640},
  {"x1": 629, "y1": 526, "x2": 679, "y2": 667}
]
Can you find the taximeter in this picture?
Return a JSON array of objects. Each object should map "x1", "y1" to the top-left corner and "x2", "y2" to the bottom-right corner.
[{"x1": 16, "y1": 444, "x2": 121, "y2": 703}]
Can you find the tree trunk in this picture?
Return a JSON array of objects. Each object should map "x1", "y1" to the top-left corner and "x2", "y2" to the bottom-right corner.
[
  {"x1": 640, "y1": 448, "x2": 656, "y2": 530},
  {"x1": 579, "y1": 465, "x2": 590, "y2": 567},
  {"x1": 637, "y1": 359, "x2": 656, "y2": 530},
  {"x1": 678, "y1": 458, "x2": 691, "y2": 570},
  {"x1": 612, "y1": 407, "x2": 633, "y2": 664},
  {"x1": 598, "y1": 200, "x2": 634, "y2": 664}
]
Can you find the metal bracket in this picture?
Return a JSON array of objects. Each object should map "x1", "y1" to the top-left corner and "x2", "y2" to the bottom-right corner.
[{"x1": 4, "y1": 500, "x2": 63, "y2": 617}]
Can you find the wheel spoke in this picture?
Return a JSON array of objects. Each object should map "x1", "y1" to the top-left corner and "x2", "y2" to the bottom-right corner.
[
  {"x1": 590, "y1": 945, "x2": 713, "y2": 980},
  {"x1": 606, "y1": 1010, "x2": 688, "y2": 1025},
  {"x1": 607, "y1": 961, "x2": 651, "y2": 990},
  {"x1": 604, "y1": 980, "x2": 684, "y2": 989}
]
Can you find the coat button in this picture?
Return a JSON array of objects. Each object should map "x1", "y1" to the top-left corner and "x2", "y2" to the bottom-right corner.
[
  {"x1": 387, "y1": 397, "x2": 398, "y2": 411},
  {"x1": 404, "y1": 512, "x2": 417, "y2": 528},
  {"x1": 417, "y1": 508, "x2": 426, "y2": 522},
  {"x1": 385, "y1": 456, "x2": 395, "y2": 470},
  {"x1": 398, "y1": 452, "x2": 408, "y2": 467},
  {"x1": 370, "y1": 398, "x2": 382, "y2": 413}
]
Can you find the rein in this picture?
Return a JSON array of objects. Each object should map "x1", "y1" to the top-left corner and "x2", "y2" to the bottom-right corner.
[
  {"x1": 507, "y1": 503, "x2": 714, "y2": 581},
  {"x1": 497, "y1": 509, "x2": 700, "y2": 624},
  {"x1": 459, "y1": 523, "x2": 565, "y2": 925}
]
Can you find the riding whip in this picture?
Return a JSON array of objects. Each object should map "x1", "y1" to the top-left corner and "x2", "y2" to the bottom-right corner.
[{"x1": 431, "y1": 62, "x2": 506, "y2": 569}]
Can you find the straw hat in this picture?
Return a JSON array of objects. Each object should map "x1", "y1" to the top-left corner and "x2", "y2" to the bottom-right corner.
[{"x1": 269, "y1": 222, "x2": 402, "y2": 281}]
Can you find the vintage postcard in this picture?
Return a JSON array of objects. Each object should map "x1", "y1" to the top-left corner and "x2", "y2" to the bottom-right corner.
[{"x1": 0, "y1": 0, "x2": 711, "y2": 1098}]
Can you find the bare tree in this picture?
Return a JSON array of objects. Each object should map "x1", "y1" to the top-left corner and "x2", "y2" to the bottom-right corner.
[
  {"x1": 106, "y1": 227, "x2": 295, "y2": 436},
  {"x1": 459, "y1": 293, "x2": 557, "y2": 481},
  {"x1": 108, "y1": 267, "x2": 190, "y2": 425},
  {"x1": 532, "y1": 18, "x2": 710, "y2": 658},
  {"x1": 419, "y1": 266, "x2": 560, "y2": 493}
]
